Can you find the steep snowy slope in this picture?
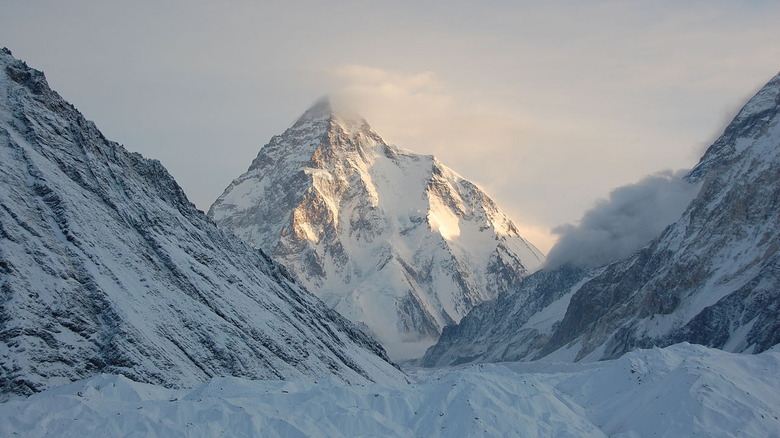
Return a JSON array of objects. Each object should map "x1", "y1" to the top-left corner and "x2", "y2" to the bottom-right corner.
[
  {"x1": 209, "y1": 99, "x2": 544, "y2": 360},
  {"x1": 2, "y1": 344, "x2": 778, "y2": 437},
  {"x1": 423, "y1": 266, "x2": 597, "y2": 366},
  {"x1": 0, "y1": 48, "x2": 405, "y2": 399},
  {"x1": 425, "y1": 71, "x2": 780, "y2": 366}
]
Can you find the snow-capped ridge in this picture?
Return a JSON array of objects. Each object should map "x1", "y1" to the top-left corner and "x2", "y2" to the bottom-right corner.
[{"x1": 688, "y1": 72, "x2": 780, "y2": 182}]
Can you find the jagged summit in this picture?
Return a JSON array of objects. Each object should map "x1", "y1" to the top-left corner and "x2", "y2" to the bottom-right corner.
[
  {"x1": 210, "y1": 99, "x2": 544, "y2": 360},
  {"x1": 244, "y1": 97, "x2": 384, "y2": 177},
  {"x1": 295, "y1": 97, "x2": 366, "y2": 126},
  {"x1": 290, "y1": 97, "x2": 373, "y2": 138},
  {"x1": 298, "y1": 97, "x2": 334, "y2": 120}
]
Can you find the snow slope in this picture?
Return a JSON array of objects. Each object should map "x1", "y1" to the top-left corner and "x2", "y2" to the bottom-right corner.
[
  {"x1": 425, "y1": 71, "x2": 780, "y2": 366},
  {"x1": 1, "y1": 343, "x2": 778, "y2": 437},
  {"x1": 0, "y1": 48, "x2": 404, "y2": 399},
  {"x1": 423, "y1": 265, "x2": 599, "y2": 366},
  {"x1": 209, "y1": 99, "x2": 544, "y2": 360}
]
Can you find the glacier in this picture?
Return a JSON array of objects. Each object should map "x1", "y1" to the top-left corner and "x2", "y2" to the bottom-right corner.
[{"x1": 1, "y1": 343, "x2": 778, "y2": 437}]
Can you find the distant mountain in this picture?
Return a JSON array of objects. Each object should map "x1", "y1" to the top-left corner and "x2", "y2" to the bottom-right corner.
[
  {"x1": 0, "y1": 48, "x2": 404, "y2": 399},
  {"x1": 424, "y1": 71, "x2": 780, "y2": 366},
  {"x1": 209, "y1": 99, "x2": 544, "y2": 360}
]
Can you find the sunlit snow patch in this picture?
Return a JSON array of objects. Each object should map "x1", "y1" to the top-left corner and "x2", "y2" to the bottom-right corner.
[{"x1": 427, "y1": 198, "x2": 461, "y2": 240}]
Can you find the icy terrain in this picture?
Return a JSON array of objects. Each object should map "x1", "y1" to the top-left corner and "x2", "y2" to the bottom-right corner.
[
  {"x1": 209, "y1": 99, "x2": 544, "y2": 360},
  {"x1": 425, "y1": 71, "x2": 780, "y2": 366},
  {"x1": 1, "y1": 344, "x2": 778, "y2": 437},
  {"x1": 0, "y1": 48, "x2": 404, "y2": 399}
]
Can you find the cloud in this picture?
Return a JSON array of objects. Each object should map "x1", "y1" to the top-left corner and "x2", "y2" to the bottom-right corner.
[
  {"x1": 544, "y1": 169, "x2": 700, "y2": 269},
  {"x1": 327, "y1": 64, "x2": 532, "y2": 151},
  {"x1": 332, "y1": 65, "x2": 444, "y2": 96},
  {"x1": 328, "y1": 64, "x2": 453, "y2": 139},
  {"x1": 327, "y1": 64, "x2": 563, "y2": 250}
]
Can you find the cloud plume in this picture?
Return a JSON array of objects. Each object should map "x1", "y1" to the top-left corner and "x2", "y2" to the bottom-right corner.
[{"x1": 545, "y1": 169, "x2": 700, "y2": 269}]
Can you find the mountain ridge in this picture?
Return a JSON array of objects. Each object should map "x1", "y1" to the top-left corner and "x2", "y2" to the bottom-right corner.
[{"x1": 0, "y1": 48, "x2": 405, "y2": 399}]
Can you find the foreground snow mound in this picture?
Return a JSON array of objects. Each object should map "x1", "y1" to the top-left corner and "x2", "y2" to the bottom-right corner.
[
  {"x1": 1, "y1": 344, "x2": 777, "y2": 437},
  {"x1": 425, "y1": 71, "x2": 780, "y2": 366},
  {"x1": 0, "y1": 48, "x2": 404, "y2": 398},
  {"x1": 209, "y1": 98, "x2": 544, "y2": 360}
]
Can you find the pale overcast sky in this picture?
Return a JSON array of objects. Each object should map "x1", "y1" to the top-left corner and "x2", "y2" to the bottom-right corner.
[{"x1": 2, "y1": 1, "x2": 778, "y2": 252}]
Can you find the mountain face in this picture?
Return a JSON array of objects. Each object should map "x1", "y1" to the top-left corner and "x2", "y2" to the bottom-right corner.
[
  {"x1": 423, "y1": 266, "x2": 596, "y2": 366},
  {"x1": 0, "y1": 49, "x2": 405, "y2": 399},
  {"x1": 209, "y1": 100, "x2": 544, "y2": 360},
  {"x1": 424, "y1": 72, "x2": 780, "y2": 366}
]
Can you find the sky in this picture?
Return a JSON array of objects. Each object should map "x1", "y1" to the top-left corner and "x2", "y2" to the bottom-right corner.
[{"x1": 2, "y1": 1, "x2": 779, "y2": 252}]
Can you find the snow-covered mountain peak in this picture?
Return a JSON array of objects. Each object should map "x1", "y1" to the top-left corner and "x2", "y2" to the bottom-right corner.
[
  {"x1": 1, "y1": 48, "x2": 47, "y2": 92},
  {"x1": 731, "y1": 72, "x2": 780, "y2": 124},
  {"x1": 285, "y1": 97, "x2": 376, "y2": 145},
  {"x1": 295, "y1": 97, "x2": 369, "y2": 133},
  {"x1": 688, "y1": 72, "x2": 780, "y2": 182},
  {"x1": 244, "y1": 97, "x2": 384, "y2": 178},
  {"x1": 211, "y1": 100, "x2": 544, "y2": 360}
]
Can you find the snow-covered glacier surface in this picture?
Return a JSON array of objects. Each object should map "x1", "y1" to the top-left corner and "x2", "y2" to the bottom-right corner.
[
  {"x1": 2, "y1": 344, "x2": 778, "y2": 437},
  {"x1": 209, "y1": 99, "x2": 544, "y2": 360}
]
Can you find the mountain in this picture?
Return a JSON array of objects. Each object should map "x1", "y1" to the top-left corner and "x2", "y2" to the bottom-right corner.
[
  {"x1": 208, "y1": 99, "x2": 544, "y2": 360},
  {"x1": 0, "y1": 48, "x2": 405, "y2": 399},
  {"x1": 424, "y1": 71, "x2": 780, "y2": 366}
]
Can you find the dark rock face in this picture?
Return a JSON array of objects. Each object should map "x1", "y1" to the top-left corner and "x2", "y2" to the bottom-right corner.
[
  {"x1": 424, "y1": 72, "x2": 780, "y2": 366},
  {"x1": 0, "y1": 49, "x2": 404, "y2": 399}
]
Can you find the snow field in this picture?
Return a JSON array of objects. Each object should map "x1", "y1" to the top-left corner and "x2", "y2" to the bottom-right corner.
[{"x1": 2, "y1": 343, "x2": 778, "y2": 437}]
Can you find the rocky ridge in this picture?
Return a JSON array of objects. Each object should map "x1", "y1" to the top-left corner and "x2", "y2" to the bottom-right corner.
[{"x1": 0, "y1": 49, "x2": 405, "y2": 399}]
